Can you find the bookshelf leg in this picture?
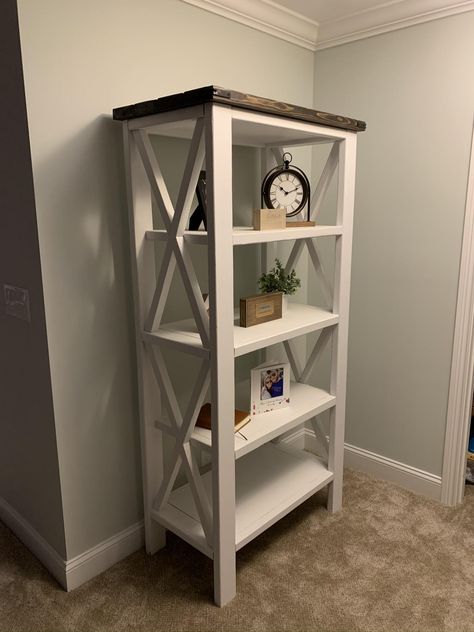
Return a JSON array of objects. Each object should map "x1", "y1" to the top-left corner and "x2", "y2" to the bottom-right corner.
[
  {"x1": 146, "y1": 522, "x2": 166, "y2": 555},
  {"x1": 206, "y1": 103, "x2": 236, "y2": 607}
]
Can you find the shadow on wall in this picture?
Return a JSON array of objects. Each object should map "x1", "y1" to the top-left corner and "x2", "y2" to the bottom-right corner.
[{"x1": 31, "y1": 114, "x2": 144, "y2": 547}]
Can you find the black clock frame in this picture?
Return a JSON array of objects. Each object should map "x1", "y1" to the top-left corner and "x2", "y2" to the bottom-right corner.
[{"x1": 261, "y1": 153, "x2": 311, "y2": 220}]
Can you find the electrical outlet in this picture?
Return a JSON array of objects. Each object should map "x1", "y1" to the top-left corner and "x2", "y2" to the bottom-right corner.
[{"x1": 3, "y1": 284, "x2": 30, "y2": 322}]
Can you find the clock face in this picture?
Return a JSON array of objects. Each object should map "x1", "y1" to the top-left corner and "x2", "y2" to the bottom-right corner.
[{"x1": 264, "y1": 168, "x2": 309, "y2": 217}]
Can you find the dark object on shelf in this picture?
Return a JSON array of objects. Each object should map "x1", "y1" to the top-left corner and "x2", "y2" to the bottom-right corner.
[
  {"x1": 113, "y1": 86, "x2": 367, "y2": 133},
  {"x1": 262, "y1": 152, "x2": 311, "y2": 222},
  {"x1": 188, "y1": 170, "x2": 207, "y2": 230},
  {"x1": 240, "y1": 292, "x2": 282, "y2": 327}
]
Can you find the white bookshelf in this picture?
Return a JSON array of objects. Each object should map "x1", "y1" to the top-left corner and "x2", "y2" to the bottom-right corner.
[{"x1": 115, "y1": 86, "x2": 364, "y2": 607}]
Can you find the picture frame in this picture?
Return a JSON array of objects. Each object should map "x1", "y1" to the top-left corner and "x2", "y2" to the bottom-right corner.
[{"x1": 250, "y1": 361, "x2": 290, "y2": 416}]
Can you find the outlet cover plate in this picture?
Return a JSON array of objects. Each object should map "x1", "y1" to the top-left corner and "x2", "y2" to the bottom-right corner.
[{"x1": 4, "y1": 284, "x2": 31, "y2": 322}]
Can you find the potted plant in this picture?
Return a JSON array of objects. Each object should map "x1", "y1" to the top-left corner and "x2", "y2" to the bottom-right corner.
[{"x1": 258, "y1": 258, "x2": 301, "y2": 315}]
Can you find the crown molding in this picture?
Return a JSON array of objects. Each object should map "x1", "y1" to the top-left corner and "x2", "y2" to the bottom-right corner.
[
  {"x1": 180, "y1": 0, "x2": 319, "y2": 51},
  {"x1": 181, "y1": 0, "x2": 474, "y2": 51},
  {"x1": 316, "y1": 0, "x2": 474, "y2": 50}
]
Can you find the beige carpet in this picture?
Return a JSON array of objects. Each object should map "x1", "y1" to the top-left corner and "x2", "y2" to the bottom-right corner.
[{"x1": 1, "y1": 470, "x2": 474, "y2": 632}]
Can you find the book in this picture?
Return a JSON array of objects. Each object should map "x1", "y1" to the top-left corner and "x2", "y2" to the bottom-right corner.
[{"x1": 195, "y1": 403, "x2": 251, "y2": 433}]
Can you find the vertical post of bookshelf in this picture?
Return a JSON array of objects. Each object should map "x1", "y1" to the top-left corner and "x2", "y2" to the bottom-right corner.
[
  {"x1": 205, "y1": 103, "x2": 236, "y2": 606},
  {"x1": 123, "y1": 124, "x2": 166, "y2": 554},
  {"x1": 328, "y1": 133, "x2": 357, "y2": 512}
]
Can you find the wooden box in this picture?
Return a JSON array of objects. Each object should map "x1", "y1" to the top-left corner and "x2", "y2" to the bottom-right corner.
[
  {"x1": 240, "y1": 292, "x2": 282, "y2": 327},
  {"x1": 253, "y1": 208, "x2": 286, "y2": 230}
]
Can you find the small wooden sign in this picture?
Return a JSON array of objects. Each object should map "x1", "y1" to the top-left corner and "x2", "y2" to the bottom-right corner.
[
  {"x1": 240, "y1": 292, "x2": 282, "y2": 327},
  {"x1": 253, "y1": 208, "x2": 286, "y2": 231}
]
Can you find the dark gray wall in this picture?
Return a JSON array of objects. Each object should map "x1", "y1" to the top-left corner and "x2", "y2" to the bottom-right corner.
[{"x1": 0, "y1": 0, "x2": 66, "y2": 558}]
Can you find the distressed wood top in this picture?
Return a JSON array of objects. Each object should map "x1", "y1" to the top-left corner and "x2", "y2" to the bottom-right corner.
[{"x1": 113, "y1": 86, "x2": 366, "y2": 133}]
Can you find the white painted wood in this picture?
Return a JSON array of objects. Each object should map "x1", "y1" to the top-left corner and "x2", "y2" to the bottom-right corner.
[
  {"x1": 305, "y1": 238, "x2": 333, "y2": 308},
  {"x1": 152, "y1": 503, "x2": 213, "y2": 559},
  {"x1": 205, "y1": 103, "x2": 237, "y2": 607},
  {"x1": 285, "y1": 240, "x2": 305, "y2": 276},
  {"x1": 182, "y1": 442, "x2": 213, "y2": 543},
  {"x1": 309, "y1": 418, "x2": 329, "y2": 461},
  {"x1": 343, "y1": 442, "x2": 443, "y2": 502},
  {"x1": 65, "y1": 522, "x2": 144, "y2": 591},
  {"x1": 180, "y1": 0, "x2": 319, "y2": 51},
  {"x1": 0, "y1": 496, "x2": 146, "y2": 592},
  {"x1": 283, "y1": 339, "x2": 303, "y2": 381},
  {"x1": 234, "y1": 225, "x2": 343, "y2": 244},
  {"x1": 310, "y1": 143, "x2": 339, "y2": 222},
  {"x1": 179, "y1": 0, "x2": 474, "y2": 52},
  {"x1": 337, "y1": 436, "x2": 444, "y2": 500},
  {"x1": 300, "y1": 428, "x2": 443, "y2": 501},
  {"x1": 134, "y1": 130, "x2": 174, "y2": 227},
  {"x1": 270, "y1": 146, "x2": 284, "y2": 167},
  {"x1": 145, "y1": 113, "x2": 351, "y2": 146},
  {"x1": 191, "y1": 382, "x2": 336, "y2": 458},
  {"x1": 140, "y1": 119, "x2": 210, "y2": 345},
  {"x1": 327, "y1": 134, "x2": 357, "y2": 513},
  {"x1": 441, "y1": 123, "x2": 474, "y2": 506},
  {"x1": 0, "y1": 496, "x2": 66, "y2": 588},
  {"x1": 174, "y1": 236, "x2": 210, "y2": 347},
  {"x1": 144, "y1": 250, "x2": 176, "y2": 332},
  {"x1": 123, "y1": 97, "x2": 360, "y2": 606},
  {"x1": 315, "y1": 0, "x2": 474, "y2": 51},
  {"x1": 231, "y1": 109, "x2": 352, "y2": 143},
  {"x1": 147, "y1": 347, "x2": 184, "y2": 513},
  {"x1": 259, "y1": 147, "x2": 280, "y2": 291},
  {"x1": 141, "y1": 329, "x2": 209, "y2": 358},
  {"x1": 146, "y1": 303, "x2": 339, "y2": 358},
  {"x1": 167, "y1": 442, "x2": 333, "y2": 550},
  {"x1": 300, "y1": 327, "x2": 333, "y2": 384},
  {"x1": 123, "y1": 123, "x2": 166, "y2": 554},
  {"x1": 148, "y1": 346, "x2": 212, "y2": 543}
]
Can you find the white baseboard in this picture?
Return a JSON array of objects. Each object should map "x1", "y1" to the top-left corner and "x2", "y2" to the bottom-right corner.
[
  {"x1": 65, "y1": 521, "x2": 144, "y2": 591},
  {"x1": 0, "y1": 496, "x2": 66, "y2": 587},
  {"x1": 0, "y1": 496, "x2": 145, "y2": 591},
  {"x1": 301, "y1": 428, "x2": 442, "y2": 501}
]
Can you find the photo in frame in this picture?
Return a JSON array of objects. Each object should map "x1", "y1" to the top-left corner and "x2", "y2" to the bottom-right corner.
[{"x1": 250, "y1": 361, "x2": 290, "y2": 416}]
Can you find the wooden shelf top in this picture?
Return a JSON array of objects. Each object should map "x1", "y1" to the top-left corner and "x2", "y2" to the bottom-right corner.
[{"x1": 113, "y1": 85, "x2": 366, "y2": 133}]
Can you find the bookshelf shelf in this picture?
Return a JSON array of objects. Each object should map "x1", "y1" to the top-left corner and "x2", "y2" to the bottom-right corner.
[
  {"x1": 142, "y1": 303, "x2": 338, "y2": 358},
  {"x1": 145, "y1": 224, "x2": 343, "y2": 245},
  {"x1": 191, "y1": 382, "x2": 336, "y2": 460},
  {"x1": 153, "y1": 442, "x2": 333, "y2": 556}
]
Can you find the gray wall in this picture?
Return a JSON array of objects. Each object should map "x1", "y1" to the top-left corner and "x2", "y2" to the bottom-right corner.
[
  {"x1": 313, "y1": 13, "x2": 474, "y2": 475},
  {"x1": 0, "y1": 0, "x2": 66, "y2": 558},
  {"x1": 16, "y1": 0, "x2": 314, "y2": 558}
]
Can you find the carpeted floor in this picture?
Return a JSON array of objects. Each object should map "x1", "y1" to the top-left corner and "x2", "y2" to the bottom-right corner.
[{"x1": 1, "y1": 469, "x2": 474, "y2": 632}]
